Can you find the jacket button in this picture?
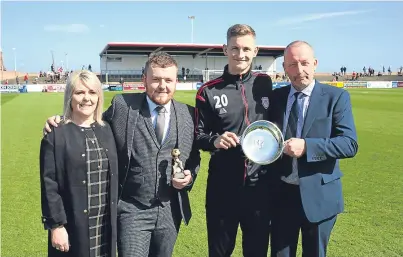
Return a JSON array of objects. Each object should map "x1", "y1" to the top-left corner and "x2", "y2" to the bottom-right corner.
[
  {"x1": 105, "y1": 148, "x2": 108, "y2": 152},
  {"x1": 84, "y1": 209, "x2": 87, "y2": 214},
  {"x1": 81, "y1": 129, "x2": 84, "y2": 132},
  {"x1": 82, "y1": 154, "x2": 85, "y2": 157},
  {"x1": 43, "y1": 218, "x2": 46, "y2": 222},
  {"x1": 111, "y1": 173, "x2": 114, "y2": 176},
  {"x1": 82, "y1": 180, "x2": 86, "y2": 184}
]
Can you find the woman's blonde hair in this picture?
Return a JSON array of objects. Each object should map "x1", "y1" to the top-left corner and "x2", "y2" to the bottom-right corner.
[{"x1": 63, "y1": 70, "x2": 105, "y2": 126}]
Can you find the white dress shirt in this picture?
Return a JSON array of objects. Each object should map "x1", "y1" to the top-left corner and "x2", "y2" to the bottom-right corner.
[
  {"x1": 281, "y1": 80, "x2": 315, "y2": 185},
  {"x1": 146, "y1": 96, "x2": 171, "y2": 143}
]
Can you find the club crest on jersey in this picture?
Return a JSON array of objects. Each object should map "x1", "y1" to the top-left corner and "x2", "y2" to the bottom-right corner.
[{"x1": 261, "y1": 97, "x2": 269, "y2": 109}]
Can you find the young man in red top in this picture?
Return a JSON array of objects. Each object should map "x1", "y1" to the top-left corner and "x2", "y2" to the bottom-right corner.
[{"x1": 195, "y1": 24, "x2": 274, "y2": 257}]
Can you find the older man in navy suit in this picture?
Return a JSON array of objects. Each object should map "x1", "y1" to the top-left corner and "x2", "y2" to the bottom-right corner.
[{"x1": 268, "y1": 41, "x2": 358, "y2": 257}]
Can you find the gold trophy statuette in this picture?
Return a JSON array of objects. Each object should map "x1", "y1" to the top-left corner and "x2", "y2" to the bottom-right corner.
[{"x1": 172, "y1": 149, "x2": 185, "y2": 179}]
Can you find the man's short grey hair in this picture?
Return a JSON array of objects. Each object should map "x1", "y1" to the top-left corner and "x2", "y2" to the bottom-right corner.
[{"x1": 284, "y1": 40, "x2": 314, "y2": 56}]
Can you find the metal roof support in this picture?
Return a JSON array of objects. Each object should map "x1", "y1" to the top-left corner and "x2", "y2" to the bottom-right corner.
[
  {"x1": 194, "y1": 48, "x2": 214, "y2": 58},
  {"x1": 151, "y1": 47, "x2": 164, "y2": 55}
]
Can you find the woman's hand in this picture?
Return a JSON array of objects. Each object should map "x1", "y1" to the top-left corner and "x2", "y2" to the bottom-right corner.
[{"x1": 51, "y1": 226, "x2": 70, "y2": 252}]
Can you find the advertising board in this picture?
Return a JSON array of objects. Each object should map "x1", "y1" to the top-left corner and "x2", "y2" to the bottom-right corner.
[
  {"x1": 343, "y1": 81, "x2": 367, "y2": 88},
  {"x1": 323, "y1": 81, "x2": 344, "y2": 88},
  {"x1": 273, "y1": 82, "x2": 290, "y2": 89},
  {"x1": 46, "y1": 84, "x2": 66, "y2": 92},
  {"x1": 366, "y1": 81, "x2": 392, "y2": 89},
  {"x1": 0, "y1": 85, "x2": 20, "y2": 93}
]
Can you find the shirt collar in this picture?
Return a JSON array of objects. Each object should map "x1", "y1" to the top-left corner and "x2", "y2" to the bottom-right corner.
[
  {"x1": 289, "y1": 79, "x2": 316, "y2": 98},
  {"x1": 223, "y1": 64, "x2": 252, "y2": 83},
  {"x1": 146, "y1": 95, "x2": 171, "y2": 114}
]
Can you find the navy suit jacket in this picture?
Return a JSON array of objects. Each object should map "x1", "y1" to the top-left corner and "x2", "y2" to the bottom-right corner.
[{"x1": 268, "y1": 81, "x2": 358, "y2": 223}]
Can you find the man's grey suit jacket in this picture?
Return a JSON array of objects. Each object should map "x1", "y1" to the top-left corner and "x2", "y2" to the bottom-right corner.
[{"x1": 103, "y1": 92, "x2": 201, "y2": 225}]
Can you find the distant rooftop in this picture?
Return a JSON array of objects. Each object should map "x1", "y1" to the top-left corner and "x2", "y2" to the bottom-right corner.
[{"x1": 100, "y1": 42, "x2": 286, "y2": 58}]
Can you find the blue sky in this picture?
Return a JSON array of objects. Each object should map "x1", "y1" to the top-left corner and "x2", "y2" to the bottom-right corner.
[{"x1": 2, "y1": 1, "x2": 402, "y2": 73}]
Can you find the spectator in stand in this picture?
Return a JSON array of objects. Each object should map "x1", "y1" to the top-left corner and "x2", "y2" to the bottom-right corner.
[
  {"x1": 24, "y1": 73, "x2": 29, "y2": 84},
  {"x1": 369, "y1": 67, "x2": 374, "y2": 76}
]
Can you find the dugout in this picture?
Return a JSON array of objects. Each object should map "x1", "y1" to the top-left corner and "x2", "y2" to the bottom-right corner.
[{"x1": 99, "y1": 42, "x2": 285, "y2": 83}]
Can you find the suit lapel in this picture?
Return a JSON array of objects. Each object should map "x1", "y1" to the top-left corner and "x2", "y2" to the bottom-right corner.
[
  {"x1": 172, "y1": 101, "x2": 184, "y2": 149},
  {"x1": 301, "y1": 82, "x2": 325, "y2": 137},
  {"x1": 161, "y1": 101, "x2": 177, "y2": 148},
  {"x1": 140, "y1": 100, "x2": 160, "y2": 148},
  {"x1": 126, "y1": 93, "x2": 145, "y2": 157}
]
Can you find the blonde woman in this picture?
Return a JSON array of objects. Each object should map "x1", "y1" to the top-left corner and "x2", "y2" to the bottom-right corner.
[{"x1": 39, "y1": 70, "x2": 118, "y2": 257}]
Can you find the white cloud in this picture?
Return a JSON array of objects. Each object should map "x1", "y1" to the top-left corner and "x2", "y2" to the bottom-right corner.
[
  {"x1": 275, "y1": 10, "x2": 372, "y2": 26},
  {"x1": 289, "y1": 26, "x2": 310, "y2": 30},
  {"x1": 44, "y1": 24, "x2": 90, "y2": 33}
]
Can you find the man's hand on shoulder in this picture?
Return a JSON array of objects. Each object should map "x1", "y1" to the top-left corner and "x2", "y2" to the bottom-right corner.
[{"x1": 43, "y1": 115, "x2": 63, "y2": 136}]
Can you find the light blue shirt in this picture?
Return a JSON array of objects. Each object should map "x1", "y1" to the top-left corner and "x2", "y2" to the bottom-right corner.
[
  {"x1": 281, "y1": 80, "x2": 315, "y2": 185},
  {"x1": 146, "y1": 96, "x2": 171, "y2": 143}
]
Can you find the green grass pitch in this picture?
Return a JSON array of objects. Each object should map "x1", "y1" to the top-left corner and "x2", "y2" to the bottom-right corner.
[{"x1": 1, "y1": 88, "x2": 403, "y2": 256}]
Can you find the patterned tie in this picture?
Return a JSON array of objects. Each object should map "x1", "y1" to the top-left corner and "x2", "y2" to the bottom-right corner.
[
  {"x1": 155, "y1": 106, "x2": 166, "y2": 144},
  {"x1": 284, "y1": 91, "x2": 302, "y2": 178},
  {"x1": 285, "y1": 92, "x2": 301, "y2": 140}
]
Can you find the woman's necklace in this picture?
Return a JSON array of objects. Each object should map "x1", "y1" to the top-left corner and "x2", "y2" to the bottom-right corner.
[{"x1": 82, "y1": 126, "x2": 103, "y2": 169}]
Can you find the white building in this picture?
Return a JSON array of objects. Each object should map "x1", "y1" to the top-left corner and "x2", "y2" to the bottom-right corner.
[{"x1": 99, "y1": 42, "x2": 285, "y2": 82}]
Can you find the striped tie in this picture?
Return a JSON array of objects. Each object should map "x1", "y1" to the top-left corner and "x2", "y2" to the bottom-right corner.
[{"x1": 155, "y1": 106, "x2": 166, "y2": 144}]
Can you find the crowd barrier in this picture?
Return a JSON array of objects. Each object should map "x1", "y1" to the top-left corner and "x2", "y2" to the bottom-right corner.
[{"x1": 2, "y1": 80, "x2": 403, "y2": 94}]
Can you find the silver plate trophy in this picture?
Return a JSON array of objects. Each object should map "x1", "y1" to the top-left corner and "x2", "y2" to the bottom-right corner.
[{"x1": 240, "y1": 120, "x2": 284, "y2": 165}]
